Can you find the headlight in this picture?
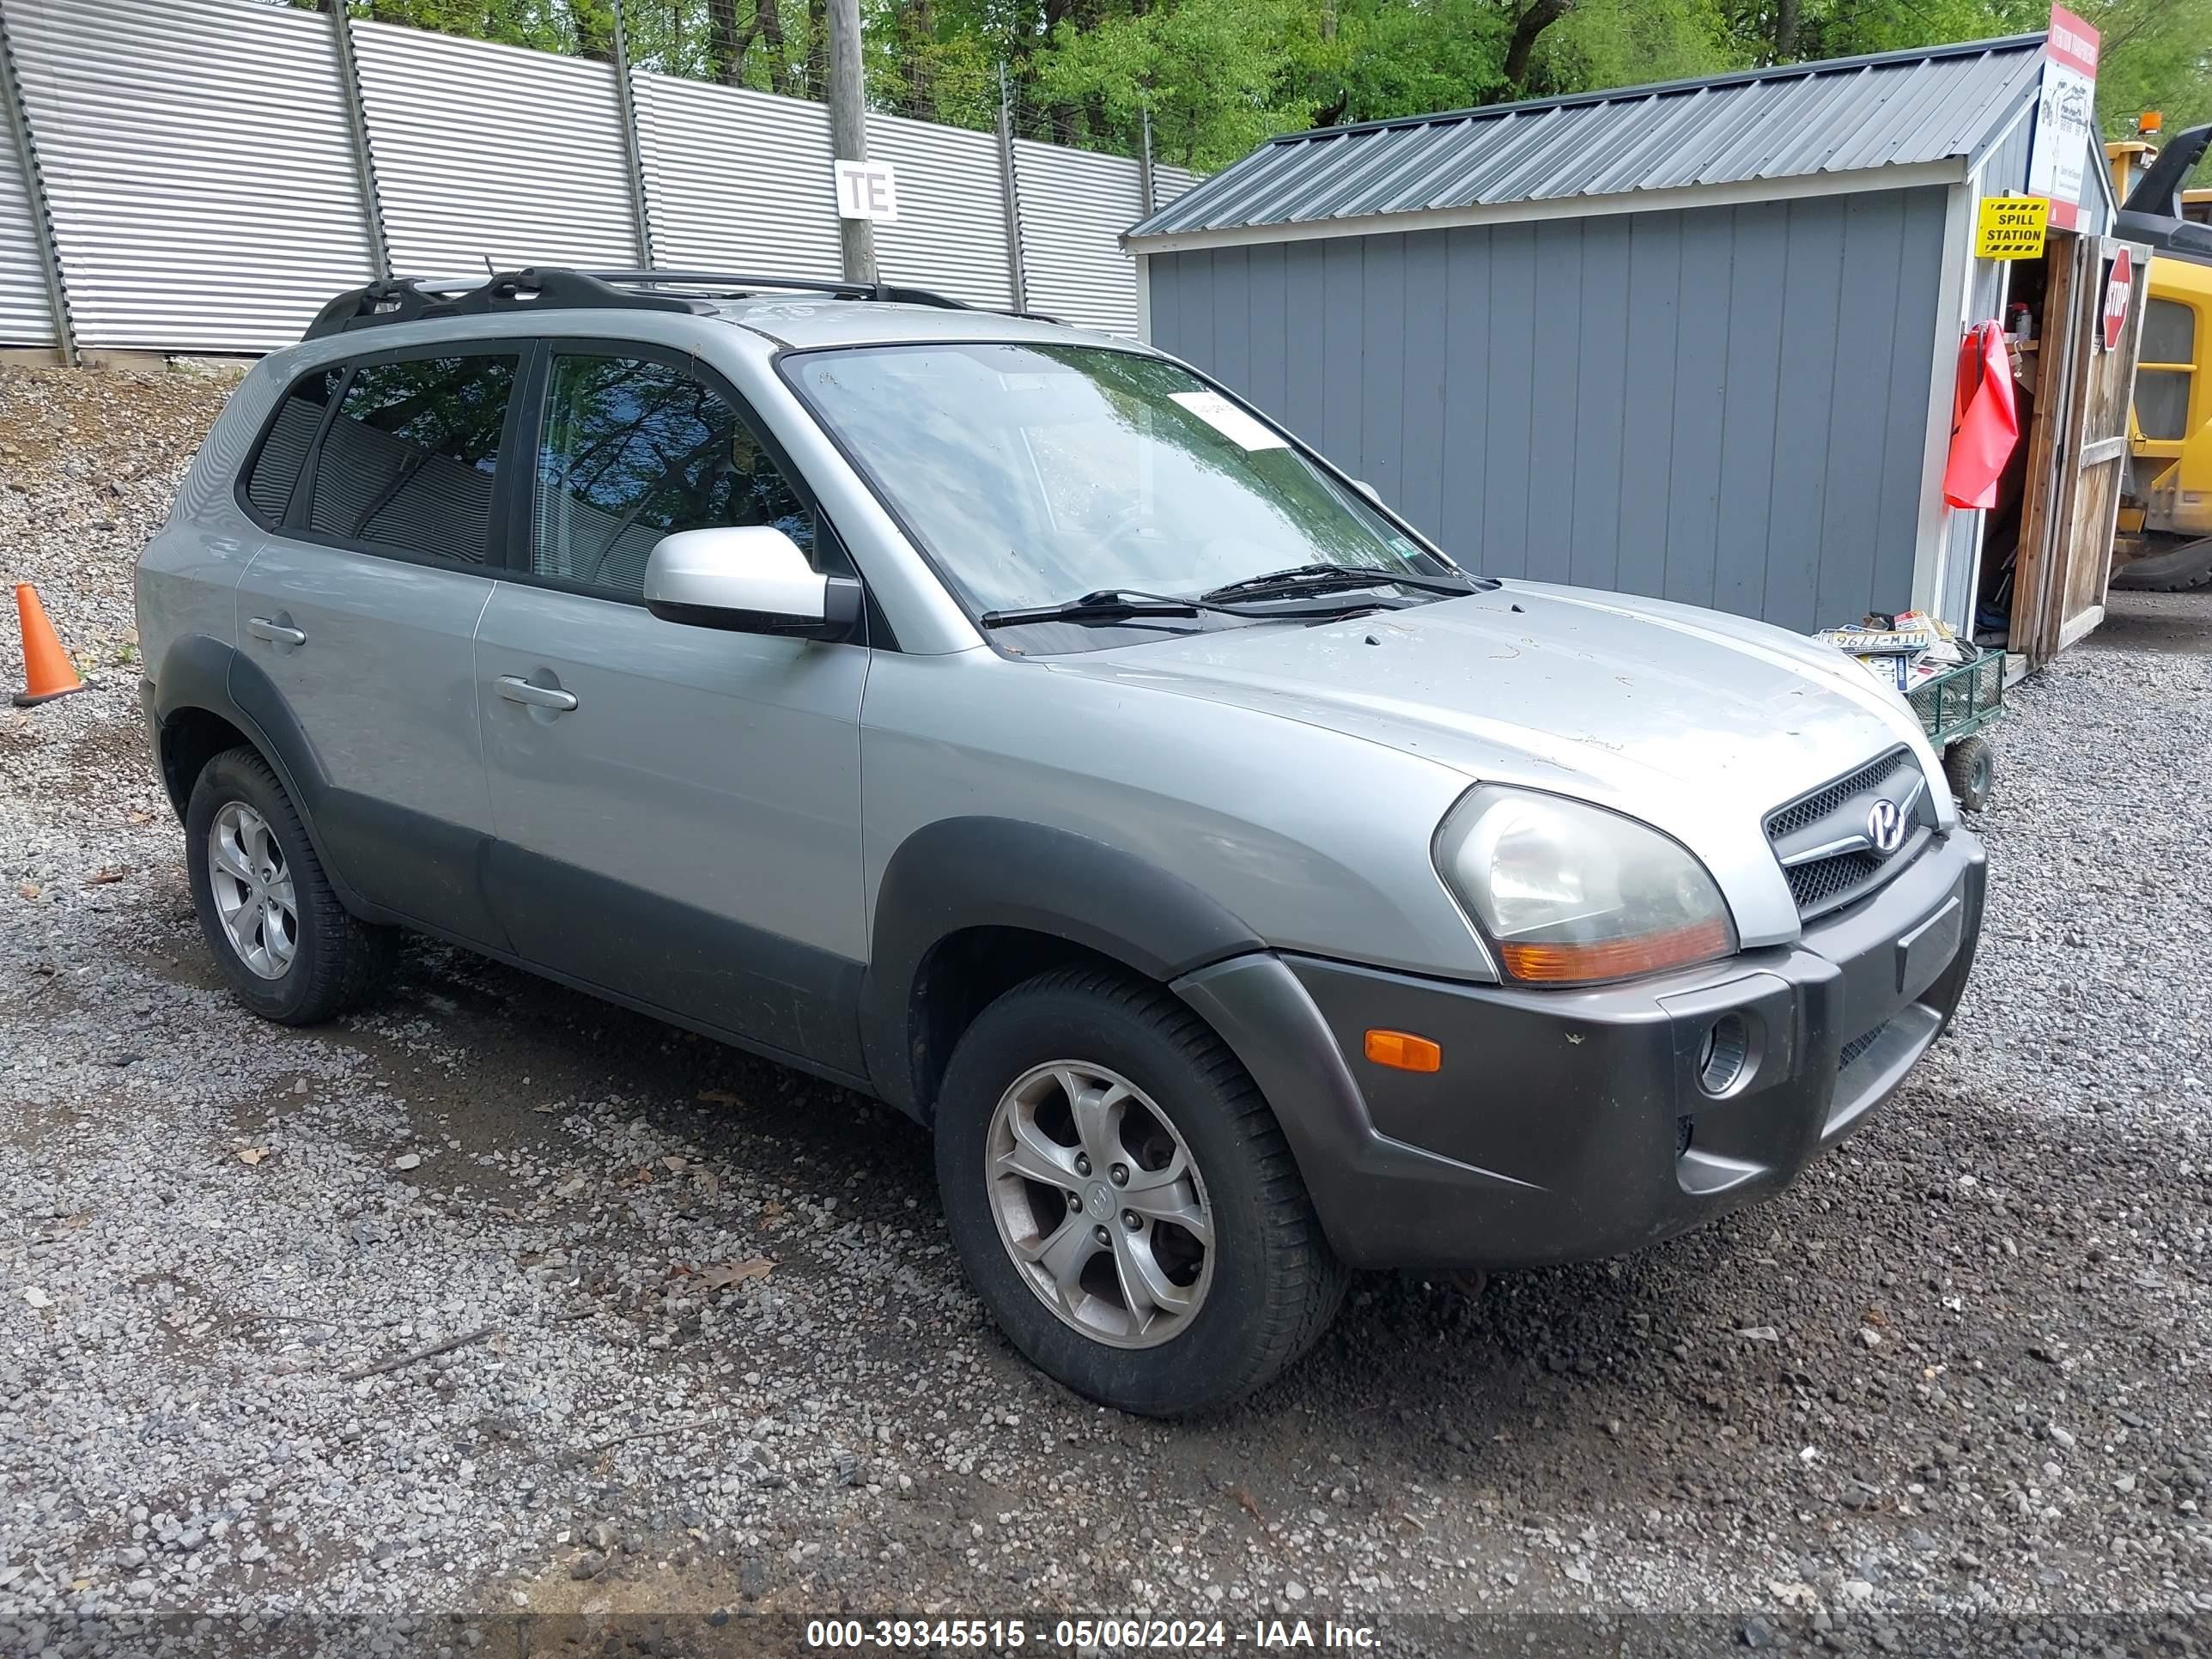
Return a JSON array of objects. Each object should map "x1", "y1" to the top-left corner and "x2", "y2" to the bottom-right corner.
[{"x1": 1434, "y1": 787, "x2": 1736, "y2": 986}]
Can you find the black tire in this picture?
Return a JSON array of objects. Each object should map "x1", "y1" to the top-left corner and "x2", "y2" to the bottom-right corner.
[
  {"x1": 1944, "y1": 734, "x2": 1996, "y2": 813},
  {"x1": 185, "y1": 746, "x2": 398, "y2": 1024},
  {"x1": 2108, "y1": 536, "x2": 2212, "y2": 592},
  {"x1": 934, "y1": 968, "x2": 1347, "y2": 1417}
]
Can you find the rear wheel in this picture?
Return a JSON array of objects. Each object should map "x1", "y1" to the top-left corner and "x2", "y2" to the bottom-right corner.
[
  {"x1": 185, "y1": 747, "x2": 398, "y2": 1024},
  {"x1": 934, "y1": 969, "x2": 1346, "y2": 1416}
]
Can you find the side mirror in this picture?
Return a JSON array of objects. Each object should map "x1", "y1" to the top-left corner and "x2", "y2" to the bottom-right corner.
[
  {"x1": 1351, "y1": 478, "x2": 1383, "y2": 507},
  {"x1": 642, "y1": 526, "x2": 860, "y2": 641}
]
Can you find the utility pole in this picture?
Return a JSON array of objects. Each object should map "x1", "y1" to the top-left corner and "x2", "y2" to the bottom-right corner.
[
  {"x1": 995, "y1": 63, "x2": 1026, "y2": 311},
  {"x1": 826, "y1": 0, "x2": 877, "y2": 284},
  {"x1": 1139, "y1": 104, "x2": 1156, "y2": 218}
]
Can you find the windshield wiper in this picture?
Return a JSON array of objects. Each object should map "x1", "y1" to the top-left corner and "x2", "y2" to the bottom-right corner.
[
  {"x1": 979, "y1": 584, "x2": 1401, "y2": 630},
  {"x1": 979, "y1": 589, "x2": 1206, "y2": 629},
  {"x1": 1200, "y1": 562, "x2": 1484, "y2": 603}
]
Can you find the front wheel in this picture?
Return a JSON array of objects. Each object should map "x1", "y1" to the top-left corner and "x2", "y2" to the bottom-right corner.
[{"x1": 934, "y1": 969, "x2": 1346, "y2": 1416}]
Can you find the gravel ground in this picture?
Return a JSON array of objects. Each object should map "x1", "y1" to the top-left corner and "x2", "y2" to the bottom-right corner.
[{"x1": 3, "y1": 365, "x2": 2210, "y2": 1656}]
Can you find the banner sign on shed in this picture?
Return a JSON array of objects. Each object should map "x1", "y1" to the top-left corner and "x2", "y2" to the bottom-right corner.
[
  {"x1": 1976, "y1": 194, "x2": 2050, "y2": 259},
  {"x1": 2027, "y1": 5, "x2": 2099, "y2": 232}
]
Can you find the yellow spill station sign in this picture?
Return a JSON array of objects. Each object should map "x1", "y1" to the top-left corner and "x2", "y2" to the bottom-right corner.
[{"x1": 1976, "y1": 195, "x2": 2050, "y2": 260}]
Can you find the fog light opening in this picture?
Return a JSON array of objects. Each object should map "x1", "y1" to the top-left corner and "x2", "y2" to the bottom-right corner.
[
  {"x1": 1675, "y1": 1114, "x2": 1695, "y2": 1158},
  {"x1": 1698, "y1": 1013, "x2": 1751, "y2": 1097}
]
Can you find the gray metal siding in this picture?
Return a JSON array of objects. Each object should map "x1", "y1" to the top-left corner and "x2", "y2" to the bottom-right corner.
[
  {"x1": 1150, "y1": 186, "x2": 1948, "y2": 633},
  {"x1": 1979, "y1": 107, "x2": 2034, "y2": 198},
  {"x1": 1012, "y1": 139, "x2": 1146, "y2": 333},
  {"x1": 1153, "y1": 164, "x2": 1203, "y2": 205},
  {"x1": 0, "y1": 58, "x2": 54, "y2": 346},
  {"x1": 353, "y1": 21, "x2": 641, "y2": 275},
  {"x1": 634, "y1": 73, "x2": 842, "y2": 281},
  {"x1": 0, "y1": 0, "x2": 1170, "y2": 352},
  {"x1": 866, "y1": 111, "x2": 1012, "y2": 309},
  {"x1": 6, "y1": 0, "x2": 375, "y2": 350}
]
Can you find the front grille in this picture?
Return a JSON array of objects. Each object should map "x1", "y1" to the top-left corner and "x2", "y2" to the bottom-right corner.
[
  {"x1": 1838, "y1": 1022, "x2": 1889, "y2": 1072},
  {"x1": 1788, "y1": 849, "x2": 1889, "y2": 912},
  {"x1": 1765, "y1": 747, "x2": 1933, "y2": 921},
  {"x1": 1765, "y1": 750, "x2": 1905, "y2": 841}
]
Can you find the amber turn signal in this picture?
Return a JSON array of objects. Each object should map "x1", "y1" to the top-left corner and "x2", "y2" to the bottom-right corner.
[
  {"x1": 1364, "y1": 1029, "x2": 1442, "y2": 1073},
  {"x1": 1497, "y1": 917, "x2": 1734, "y2": 985}
]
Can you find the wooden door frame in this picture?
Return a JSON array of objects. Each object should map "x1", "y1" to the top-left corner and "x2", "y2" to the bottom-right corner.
[
  {"x1": 2059, "y1": 240, "x2": 2150, "y2": 652},
  {"x1": 2009, "y1": 228, "x2": 2088, "y2": 665},
  {"x1": 2010, "y1": 233, "x2": 2154, "y2": 665}
]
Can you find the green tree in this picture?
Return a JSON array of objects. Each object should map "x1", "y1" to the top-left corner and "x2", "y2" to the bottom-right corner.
[
  {"x1": 301, "y1": 0, "x2": 2212, "y2": 175},
  {"x1": 1027, "y1": 0, "x2": 1311, "y2": 166},
  {"x1": 2081, "y1": 0, "x2": 2212, "y2": 138}
]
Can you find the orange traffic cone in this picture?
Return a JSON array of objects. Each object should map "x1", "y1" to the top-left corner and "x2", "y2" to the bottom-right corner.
[{"x1": 12, "y1": 583, "x2": 86, "y2": 708}]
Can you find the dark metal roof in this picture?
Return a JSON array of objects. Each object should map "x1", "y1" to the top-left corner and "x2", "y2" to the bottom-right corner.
[{"x1": 1128, "y1": 34, "x2": 2046, "y2": 242}]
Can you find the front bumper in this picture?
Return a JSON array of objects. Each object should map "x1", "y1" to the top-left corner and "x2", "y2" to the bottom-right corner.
[{"x1": 1176, "y1": 829, "x2": 1984, "y2": 1272}]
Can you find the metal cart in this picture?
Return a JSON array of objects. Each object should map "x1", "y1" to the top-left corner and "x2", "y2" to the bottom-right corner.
[{"x1": 1905, "y1": 643, "x2": 2002, "y2": 811}]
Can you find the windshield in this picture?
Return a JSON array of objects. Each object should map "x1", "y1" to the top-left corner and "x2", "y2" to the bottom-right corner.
[{"x1": 786, "y1": 343, "x2": 1462, "y2": 621}]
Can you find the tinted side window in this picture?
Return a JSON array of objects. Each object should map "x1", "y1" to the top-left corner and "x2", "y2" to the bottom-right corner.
[
  {"x1": 532, "y1": 353, "x2": 815, "y2": 598},
  {"x1": 241, "y1": 368, "x2": 341, "y2": 524},
  {"x1": 2142, "y1": 298, "x2": 2196, "y2": 366},
  {"x1": 307, "y1": 355, "x2": 516, "y2": 565}
]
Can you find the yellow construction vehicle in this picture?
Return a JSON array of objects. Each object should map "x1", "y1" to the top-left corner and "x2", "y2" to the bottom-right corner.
[{"x1": 2111, "y1": 123, "x2": 2212, "y2": 592}]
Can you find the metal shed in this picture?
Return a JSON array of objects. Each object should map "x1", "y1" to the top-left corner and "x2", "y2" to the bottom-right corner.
[{"x1": 1125, "y1": 34, "x2": 2136, "y2": 659}]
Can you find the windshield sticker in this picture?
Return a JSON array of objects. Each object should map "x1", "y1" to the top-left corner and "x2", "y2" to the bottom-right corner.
[{"x1": 1169, "y1": 391, "x2": 1287, "y2": 452}]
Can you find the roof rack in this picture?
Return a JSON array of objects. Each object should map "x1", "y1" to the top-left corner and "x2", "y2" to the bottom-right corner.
[
  {"x1": 301, "y1": 264, "x2": 1012, "y2": 341},
  {"x1": 586, "y1": 269, "x2": 978, "y2": 309}
]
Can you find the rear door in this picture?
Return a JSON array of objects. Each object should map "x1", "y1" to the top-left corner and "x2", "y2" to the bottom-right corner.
[
  {"x1": 232, "y1": 346, "x2": 521, "y2": 942},
  {"x1": 473, "y1": 342, "x2": 870, "y2": 1076}
]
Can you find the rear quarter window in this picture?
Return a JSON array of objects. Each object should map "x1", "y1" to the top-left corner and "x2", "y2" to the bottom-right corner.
[{"x1": 238, "y1": 368, "x2": 343, "y2": 525}]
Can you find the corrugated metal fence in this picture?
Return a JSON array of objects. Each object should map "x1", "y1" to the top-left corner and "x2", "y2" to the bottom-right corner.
[{"x1": 0, "y1": 0, "x2": 1183, "y2": 355}]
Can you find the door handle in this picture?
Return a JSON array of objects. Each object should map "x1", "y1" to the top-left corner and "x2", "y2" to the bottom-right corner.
[
  {"x1": 246, "y1": 617, "x2": 306, "y2": 647},
  {"x1": 495, "y1": 674, "x2": 578, "y2": 713}
]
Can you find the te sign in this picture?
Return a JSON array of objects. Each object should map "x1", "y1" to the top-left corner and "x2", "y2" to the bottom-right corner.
[
  {"x1": 2103, "y1": 246, "x2": 2133, "y2": 352},
  {"x1": 834, "y1": 160, "x2": 899, "y2": 223}
]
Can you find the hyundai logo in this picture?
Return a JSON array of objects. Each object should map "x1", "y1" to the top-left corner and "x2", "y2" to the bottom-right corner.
[{"x1": 1866, "y1": 797, "x2": 1905, "y2": 856}]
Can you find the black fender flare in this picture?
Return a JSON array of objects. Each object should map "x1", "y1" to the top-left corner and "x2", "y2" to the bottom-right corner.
[
  {"x1": 149, "y1": 634, "x2": 362, "y2": 908},
  {"x1": 859, "y1": 817, "x2": 1265, "y2": 1115}
]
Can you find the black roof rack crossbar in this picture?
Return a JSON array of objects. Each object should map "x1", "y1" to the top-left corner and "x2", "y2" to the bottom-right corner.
[
  {"x1": 301, "y1": 265, "x2": 1067, "y2": 341},
  {"x1": 583, "y1": 268, "x2": 977, "y2": 309},
  {"x1": 587, "y1": 270, "x2": 1068, "y2": 323},
  {"x1": 301, "y1": 276, "x2": 445, "y2": 340},
  {"x1": 302, "y1": 267, "x2": 715, "y2": 340}
]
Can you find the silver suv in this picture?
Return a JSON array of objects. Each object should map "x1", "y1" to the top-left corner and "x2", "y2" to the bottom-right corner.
[{"x1": 136, "y1": 268, "x2": 1984, "y2": 1415}]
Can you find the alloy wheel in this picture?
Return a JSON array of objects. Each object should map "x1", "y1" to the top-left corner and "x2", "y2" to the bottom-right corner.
[
  {"x1": 984, "y1": 1060, "x2": 1213, "y2": 1349},
  {"x1": 207, "y1": 801, "x2": 298, "y2": 980}
]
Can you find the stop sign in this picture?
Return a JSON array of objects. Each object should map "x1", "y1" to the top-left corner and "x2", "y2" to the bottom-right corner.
[{"x1": 2103, "y1": 247, "x2": 2133, "y2": 352}]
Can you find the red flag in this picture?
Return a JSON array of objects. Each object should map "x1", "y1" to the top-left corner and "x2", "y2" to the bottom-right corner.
[{"x1": 1942, "y1": 320, "x2": 2020, "y2": 510}]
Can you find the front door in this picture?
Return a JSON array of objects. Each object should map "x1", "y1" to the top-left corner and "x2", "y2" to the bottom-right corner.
[
  {"x1": 233, "y1": 347, "x2": 521, "y2": 942},
  {"x1": 474, "y1": 345, "x2": 870, "y2": 1077}
]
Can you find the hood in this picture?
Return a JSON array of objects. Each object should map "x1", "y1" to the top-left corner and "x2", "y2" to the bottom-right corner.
[{"x1": 1047, "y1": 581, "x2": 1952, "y2": 945}]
